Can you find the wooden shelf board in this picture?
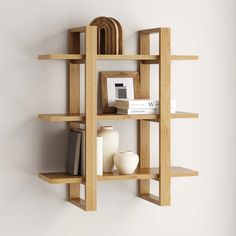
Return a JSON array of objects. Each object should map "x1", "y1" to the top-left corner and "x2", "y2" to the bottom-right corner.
[
  {"x1": 38, "y1": 114, "x2": 84, "y2": 122},
  {"x1": 69, "y1": 26, "x2": 86, "y2": 33},
  {"x1": 98, "y1": 54, "x2": 158, "y2": 60},
  {"x1": 39, "y1": 167, "x2": 198, "y2": 184},
  {"x1": 38, "y1": 54, "x2": 198, "y2": 61},
  {"x1": 38, "y1": 112, "x2": 199, "y2": 122},
  {"x1": 139, "y1": 28, "x2": 161, "y2": 34},
  {"x1": 97, "y1": 113, "x2": 159, "y2": 120},
  {"x1": 172, "y1": 55, "x2": 199, "y2": 60},
  {"x1": 38, "y1": 54, "x2": 85, "y2": 60},
  {"x1": 38, "y1": 54, "x2": 158, "y2": 61},
  {"x1": 70, "y1": 198, "x2": 86, "y2": 210},
  {"x1": 139, "y1": 194, "x2": 160, "y2": 205}
]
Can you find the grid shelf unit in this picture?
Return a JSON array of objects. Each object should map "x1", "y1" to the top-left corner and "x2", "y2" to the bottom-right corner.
[{"x1": 38, "y1": 25, "x2": 199, "y2": 211}]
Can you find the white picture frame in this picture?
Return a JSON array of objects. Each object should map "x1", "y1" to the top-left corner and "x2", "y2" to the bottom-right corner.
[{"x1": 100, "y1": 71, "x2": 139, "y2": 113}]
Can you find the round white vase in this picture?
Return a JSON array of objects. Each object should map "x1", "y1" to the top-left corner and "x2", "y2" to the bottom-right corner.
[
  {"x1": 114, "y1": 151, "x2": 139, "y2": 174},
  {"x1": 98, "y1": 126, "x2": 119, "y2": 172}
]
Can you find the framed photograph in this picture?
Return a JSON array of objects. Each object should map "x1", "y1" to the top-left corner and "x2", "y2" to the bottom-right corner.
[{"x1": 100, "y1": 71, "x2": 140, "y2": 113}]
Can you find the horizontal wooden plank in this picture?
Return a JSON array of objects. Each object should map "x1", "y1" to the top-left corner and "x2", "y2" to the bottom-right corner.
[
  {"x1": 69, "y1": 26, "x2": 86, "y2": 33},
  {"x1": 38, "y1": 114, "x2": 85, "y2": 122},
  {"x1": 70, "y1": 198, "x2": 86, "y2": 210},
  {"x1": 97, "y1": 54, "x2": 158, "y2": 60},
  {"x1": 98, "y1": 112, "x2": 199, "y2": 120},
  {"x1": 38, "y1": 112, "x2": 199, "y2": 122},
  {"x1": 97, "y1": 113, "x2": 159, "y2": 121},
  {"x1": 143, "y1": 55, "x2": 199, "y2": 64},
  {"x1": 38, "y1": 54, "x2": 85, "y2": 60},
  {"x1": 172, "y1": 55, "x2": 199, "y2": 60},
  {"x1": 170, "y1": 167, "x2": 198, "y2": 177},
  {"x1": 39, "y1": 172, "x2": 84, "y2": 184},
  {"x1": 39, "y1": 167, "x2": 198, "y2": 184},
  {"x1": 38, "y1": 54, "x2": 158, "y2": 61},
  {"x1": 171, "y1": 111, "x2": 199, "y2": 118},
  {"x1": 38, "y1": 54, "x2": 198, "y2": 62},
  {"x1": 139, "y1": 194, "x2": 160, "y2": 205},
  {"x1": 139, "y1": 28, "x2": 161, "y2": 34}
]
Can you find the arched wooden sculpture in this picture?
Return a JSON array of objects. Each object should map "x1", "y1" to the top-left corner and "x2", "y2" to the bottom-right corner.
[{"x1": 90, "y1": 16, "x2": 123, "y2": 54}]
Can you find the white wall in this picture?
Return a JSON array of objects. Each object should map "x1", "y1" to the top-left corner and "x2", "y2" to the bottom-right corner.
[{"x1": 0, "y1": 0, "x2": 235, "y2": 235}]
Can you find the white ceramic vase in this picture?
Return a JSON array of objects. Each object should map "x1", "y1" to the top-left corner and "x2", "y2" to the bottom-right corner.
[
  {"x1": 114, "y1": 151, "x2": 139, "y2": 174},
  {"x1": 97, "y1": 126, "x2": 119, "y2": 172}
]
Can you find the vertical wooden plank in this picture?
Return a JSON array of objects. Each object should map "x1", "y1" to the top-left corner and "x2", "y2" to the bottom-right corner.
[
  {"x1": 85, "y1": 26, "x2": 97, "y2": 211},
  {"x1": 68, "y1": 63, "x2": 80, "y2": 116},
  {"x1": 159, "y1": 28, "x2": 171, "y2": 206},
  {"x1": 68, "y1": 32, "x2": 80, "y2": 117},
  {"x1": 68, "y1": 31, "x2": 81, "y2": 202},
  {"x1": 138, "y1": 33, "x2": 150, "y2": 195},
  {"x1": 69, "y1": 183, "x2": 80, "y2": 199}
]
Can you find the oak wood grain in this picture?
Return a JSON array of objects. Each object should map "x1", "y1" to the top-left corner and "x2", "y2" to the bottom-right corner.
[
  {"x1": 159, "y1": 28, "x2": 171, "y2": 206},
  {"x1": 38, "y1": 112, "x2": 199, "y2": 122},
  {"x1": 39, "y1": 167, "x2": 199, "y2": 184},
  {"x1": 138, "y1": 32, "x2": 151, "y2": 196},
  {"x1": 84, "y1": 26, "x2": 97, "y2": 211}
]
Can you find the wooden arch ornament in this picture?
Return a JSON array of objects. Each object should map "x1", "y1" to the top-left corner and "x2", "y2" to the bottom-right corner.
[{"x1": 90, "y1": 16, "x2": 123, "y2": 54}]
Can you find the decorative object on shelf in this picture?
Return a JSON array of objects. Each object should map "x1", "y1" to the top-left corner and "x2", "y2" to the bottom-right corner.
[
  {"x1": 96, "y1": 136, "x2": 103, "y2": 175},
  {"x1": 69, "y1": 129, "x2": 104, "y2": 176},
  {"x1": 90, "y1": 16, "x2": 123, "y2": 54},
  {"x1": 100, "y1": 71, "x2": 139, "y2": 113},
  {"x1": 115, "y1": 99, "x2": 177, "y2": 114},
  {"x1": 66, "y1": 130, "x2": 81, "y2": 175},
  {"x1": 115, "y1": 99, "x2": 159, "y2": 109},
  {"x1": 97, "y1": 126, "x2": 119, "y2": 172},
  {"x1": 114, "y1": 151, "x2": 139, "y2": 174}
]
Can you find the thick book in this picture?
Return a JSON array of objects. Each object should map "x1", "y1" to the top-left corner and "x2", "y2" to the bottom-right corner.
[
  {"x1": 115, "y1": 99, "x2": 159, "y2": 109},
  {"x1": 117, "y1": 108, "x2": 159, "y2": 115},
  {"x1": 66, "y1": 131, "x2": 81, "y2": 175},
  {"x1": 76, "y1": 128, "x2": 86, "y2": 176}
]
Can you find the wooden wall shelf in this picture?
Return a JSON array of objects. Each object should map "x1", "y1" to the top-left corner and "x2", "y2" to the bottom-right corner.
[
  {"x1": 38, "y1": 25, "x2": 199, "y2": 211},
  {"x1": 38, "y1": 112, "x2": 199, "y2": 122},
  {"x1": 38, "y1": 54, "x2": 198, "y2": 63},
  {"x1": 39, "y1": 167, "x2": 198, "y2": 184}
]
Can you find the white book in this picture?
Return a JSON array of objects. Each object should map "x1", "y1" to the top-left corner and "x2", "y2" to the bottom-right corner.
[
  {"x1": 117, "y1": 107, "x2": 176, "y2": 115},
  {"x1": 117, "y1": 108, "x2": 159, "y2": 115},
  {"x1": 115, "y1": 99, "x2": 158, "y2": 109},
  {"x1": 115, "y1": 99, "x2": 176, "y2": 110}
]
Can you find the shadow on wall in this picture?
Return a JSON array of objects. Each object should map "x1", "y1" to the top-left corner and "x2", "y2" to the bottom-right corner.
[{"x1": 36, "y1": 120, "x2": 67, "y2": 173}]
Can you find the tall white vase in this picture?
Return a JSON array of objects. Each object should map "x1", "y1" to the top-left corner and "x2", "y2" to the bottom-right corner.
[
  {"x1": 97, "y1": 126, "x2": 119, "y2": 172},
  {"x1": 96, "y1": 136, "x2": 103, "y2": 175}
]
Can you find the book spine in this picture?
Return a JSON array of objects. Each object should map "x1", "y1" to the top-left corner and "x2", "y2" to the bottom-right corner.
[
  {"x1": 115, "y1": 100, "x2": 176, "y2": 109},
  {"x1": 117, "y1": 108, "x2": 159, "y2": 115},
  {"x1": 117, "y1": 107, "x2": 176, "y2": 115},
  {"x1": 74, "y1": 133, "x2": 81, "y2": 175},
  {"x1": 76, "y1": 129, "x2": 85, "y2": 176},
  {"x1": 116, "y1": 101, "x2": 159, "y2": 109}
]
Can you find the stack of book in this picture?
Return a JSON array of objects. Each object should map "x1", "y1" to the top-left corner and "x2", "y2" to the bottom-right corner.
[
  {"x1": 66, "y1": 129, "x2": 103, "y2": 176},
  {"x1": 115, "y1": 99, "x2": 176, "y2": 115}
]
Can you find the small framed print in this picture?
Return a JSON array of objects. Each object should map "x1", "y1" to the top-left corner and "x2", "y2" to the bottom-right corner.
[{"x1": 100, "y1": 71, "x2": 140, "y2": 113}]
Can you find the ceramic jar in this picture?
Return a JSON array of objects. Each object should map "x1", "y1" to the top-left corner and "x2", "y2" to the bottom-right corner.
[
  {"x1": 114, "y1": 151, "x2": 139, "y2": 174},
  {"x1": 97, "y1": 126, "x2": 119, "y2": 172}
]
